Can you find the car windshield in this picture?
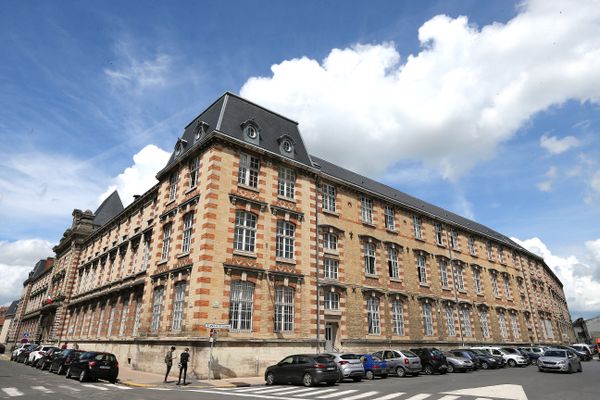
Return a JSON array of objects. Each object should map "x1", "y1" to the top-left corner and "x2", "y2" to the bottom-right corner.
[
  {"x1": 544, "y1": 350, "x2": 566, "y2": 358},
  {"x1": 431, "y1": 349, "x2": 444, "y2": 356},
  {"x1": 371, "y1": 356, "x2": 382, "y2": 361},
  {"x1": 315, "y1": 356, "x2": 333, "y2": 364},
  {"x1": 402, "y1": 350, "x2": 418, "y2": 358},
  {"x1": 340, "y1": 354, "x2": 361, "y2": 360}
]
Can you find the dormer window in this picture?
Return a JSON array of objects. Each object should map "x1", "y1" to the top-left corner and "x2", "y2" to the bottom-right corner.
[
  {"x1": 241, "y1": 120, "x2": 260, "y2": 144},
  {"x1": 174, "y1": 138, "x2": 187, "y2": 157},
  {"x1": 246, "y1": 125, "x2": 258, "y2": 139},
  {"x1": 194, "y1": 121, "x2": 209, "y2": 142},
  {"x1": 277, "y1": 134, "x2": 296, "y2": 158},
  {"x1": 282, "y1": 139, "x2": 292, "y2": 153}
]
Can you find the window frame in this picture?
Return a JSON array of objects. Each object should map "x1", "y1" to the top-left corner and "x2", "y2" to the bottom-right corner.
[
  {"x1": 384, "y1": 205, "x2": 395, "y2": 230},
  {"x1": 434, "y1": 222, "x2": 443, "y2": 246},
  {"x1": 277, "y1": 167, "x2": 296, "y2": 199},
  {"x1": 171, "y1": 282, "x2": 186, "y2": 332},
  {"x1": 461, "y1": 308, "x2": 472, "y2": 337},
  {"x1": 150, "y1": 286, "x2": 164, "y2": 332},
  {"x1": 417, "y1": 254, "x2": 427, "y2": 284},
  {"x1": 361, "y1": 197, "x2": 373, "y2": 224},
  {"x1": 189, "y1": 156, "x2": 199, "y2": 189},
  {"x1": 479, "y1": 310, "x2": 490, "y2": 338},
  {"x1": 161, "y1": 223, "x2": 172, "y2": 261},
  {"x1": 413, "y1": 215, "x2": 422, "y2": 239},
  {"x1": 364, "y1": 242, "x2": 376, "y2": 275},
  {"x1": 234, "y1": 211, "x2": 257, "y2": 253},
  {"x1": 324, "y1": 291, "x2": 340, "y2": 310},
  {"x1": 229, "y1": 280, "x2": 254, "y2": 332},
  {"x1": 323, "y1": 232, "x2": 338, "y2": 251},
  {"x1": 391, "y1": 299, "x2": 405, "y2": 336},
  {"x1": 468, "y1": 236, "x2": 476, "y2": 255},
  {"x1": 238, "y1": 153, "x2": 260, "y2": 188},
  {"x1": 445, "y1": 306, "x2": 456, "y2": 337},
  {"x1": 323, "y1": 258, "x2": 339, "y2": 280},
  {"x1": 388, "y1": 246, "x2": 399, "y2": 279},
  {"x1": 439, "y1": 259, "x2": 449, "y2": 288},
  {"x1": 423, "y1": 303, "x2": 434, "y2": 336},
  {"x1": 367, "y1": 296, "x2": 381, "y2": 335},
  {"x1": 274, "y1": 286, "x2": 294, "y2": 333},
  {"x1": 181, "y1": 213, "x2": 193, "y2": 254},
  {"x1": 322, "y1": 184, "x2": 336, "y2": 213},
  {"x1": 276, "y1": 220, "x2": 295, "y2": 260},
  {"x1": 169, "y1": 171, "x2": 178, "y2": 201}
]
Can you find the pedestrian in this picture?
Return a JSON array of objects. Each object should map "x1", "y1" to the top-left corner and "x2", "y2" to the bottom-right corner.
[
  {"x1": 164, "y1": 346, "x2": 175, "y2": 382},
  {"x1": 61, "y1": 342, "x2": 68, "y2": 350},
  {"x1": 177, "y1": 348, "x2": 190, "y2": 385}
]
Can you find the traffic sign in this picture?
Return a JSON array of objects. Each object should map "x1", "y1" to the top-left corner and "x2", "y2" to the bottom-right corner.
[
  {"x1": 204, "y1": 323, "x2": 231, "y2": 329},
  {"x1": 22, "y1": 332, "x2": 29, "y2": 338}
]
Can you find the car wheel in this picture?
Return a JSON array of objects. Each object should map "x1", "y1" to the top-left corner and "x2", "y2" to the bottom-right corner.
[
  {"x1": 57, "y1": 365, "x2": 64, "y2": 375},
  {"x1": 423, "y1": 364, "x2": 434, "y2": 375},
  {"x1": 567, "y1": 365, "x2": 573, "y2": 374},
  {"x1": 578, "y1": 365, "x2": 583, "y2": 372},
  {"x1": 65, "y1": 367, "x2": 71, "y2": 379},
  {"x1": 365, "y1": 371, "x2": 374, "y2": 380},
  {"x1": 396, "y1": 366, "x2": 406, "y2": 377},
  {"x1": 109, "y1": 377, "x2": 117, "y2": 384},
  {"x1": 481, "y1": 361, "x2": 489, "y2": 369},
  {"x1": 336, "y1": 371, "x2": 343, "y2": 383},
  {"x1": 79, "y1": 369, "x2": 87, "y2": 382},
  {"x1": 303, "y1": 373, "x2": 314, "y2": 387},
  {"x1": 265, "y1": 372, "x2": 275, "y2": 386},
  {"x1": 447, "y1": 364, "x2": 455, "y2": 373},
  {"x1": 538, "y1": 366, "x2": 543, "y2": 372},
  {"x1": 508, "y1": 359, "x2": 516, "y2": 367}
]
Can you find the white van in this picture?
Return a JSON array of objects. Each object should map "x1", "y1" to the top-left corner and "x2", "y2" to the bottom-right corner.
[{"x1": 471, "y1": 346, "x2": 528, "y2": 367}]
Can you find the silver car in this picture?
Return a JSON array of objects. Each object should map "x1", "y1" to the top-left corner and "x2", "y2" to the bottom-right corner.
[
  {"x1": 372, "y1": 349, "x2": 422, "y2": 377},
  {"x1": 444, "y1": 352, "x2": 474, "y2": 373},
  {"x1": 538, "y1": 349, "x2": 582, "y2": 374},
  {"x1": 321, "y1": 353, "x2": 365, "y2": 382}
]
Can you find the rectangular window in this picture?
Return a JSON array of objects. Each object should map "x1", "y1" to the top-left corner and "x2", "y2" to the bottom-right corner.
[
  {"x1": 413, "y1": 215, "x2": 422, "y2": 239},
  {"x1": 384, "y1": 205, "x2": 395, "y2": 230},
  {"x1": 509, "y1": 313, "x2": 520, "y2": 338},
  {"x1": 455, "y1": 265, "x2": 465, "y2": 291},
  {"x1": 491, "y1": 273, "x2": 499, "y2": 297},
  {"x1": 498, "y1": 247, "x2": 505, "y2": 263},
  {"x1": 234, "y1": 211, "x2": 257, "y2": 253},
  {"x1": 238, "y1": 153, "x2": 260, "y2": 188},
  {"x1": 107, "y1": 303, "x2": 115, "y2": 336},
  {"x1": 189, "y1": 156, "x2": 199, "y2": 188},
  {"x1": 277, "y1": 167, "x2": 295, "y2": 199},
  {"x1": 324, "y1": 292, "x2": 340, "y2": 310},
  {"x1": 171, "y1": 282, "x2": 186, "y2": 331},
  {"x1": 543, "y1": 319, "x2": 554, "y2": 339},
  {"x1": 118, "y1": 299, "x2": 129, "y2": 337},
  {"x1": 169, "y1": 171, "x2": 178, "y2": 201},
  {"x1": 142, "y1": 239, "x2": 151, "y2": 271},
  {"x1": 276, "y1": 221, "x2": 295, "y2": 259},
  {"x1": 274, "y1": 287, "x2": 294, "y2": 332},
  {"x1": 417, "y1": 255, "x2": 427, "y2": 284},
  {"x1": 181, "y1": 213, "x2": 193, "y2": 254},
  {"x1": 364, "y1": 242, "x2": 376, "y2": 275},
  {"x1": 388, "y1": 246, "x2": 399, "y2": 279},
  {"x1": 474, "y1": 268, "x2": 483, "y2": 294},
  {"x1": 479, "y1": 310, "x2": 490, "y2": 338},
  {"x1": 468, "y1": 236, "x2": 476, "y2": 256},
  {"x1": 439, "y1": 259, "x2": 449, "y2": 288},
  {"x1": 450, "y1": 229, "x2": 459, "y2": 250},
  {"x1": 323, "y1": 258, "x2": 339, "y2": 280},
  {"x1": 486, "y1": 241, "x2": 494, "y2": 260},
  {"x1": 323, "y1": 233, "x2": 338, "y2": 251},
  {"x1": 461, "y1": 308, "x2": 472, "y2": 337},
  {"x1": 503, "y1": 276, "x2": 511, "y2": 298},
  {"x1": 434, "y1": 223, "x2": 443, "y2": 245},
  {"x1": 132, "y1": 297, "x2": 142, "y2": 336},
  {"x1": 229, "y1": 281, "x2": 254, "y2": 331},
  {"x1": 423, "y1": 303, "x2": 434, "y2": 336},
  {"x1": 445, "y1": 306, "x2": 456, "y2": 336},
  {"x1": 367, "y1": 297, "x2": 381, "y2": 335},
  {"x1": 361, "y1": 197, "x2": 373, "y2": 224},
  {"x1": 161, "y1": 223, "x2": 172, "y2": 261},
  {"x1": 391, "y1": 300, "x2": 405, "y2": 336},
  {"x1": 498, "y1": 312, "x2": 508, "y2": 338},
  {"x1": 322, "y1": 184, "x2": 336, "y2": 212},
  {"x1": 96, "y1": 307, "x2": 104, "y2": 337},
  {"x1": 151, "y1": 286, "x2": 164, "y2": 332}
]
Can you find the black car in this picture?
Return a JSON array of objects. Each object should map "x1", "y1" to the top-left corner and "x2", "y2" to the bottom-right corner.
[
  {"x1": 517, "y1": 348, "x2": 540, "y2": 365},
  {"x1": 470, "y1": 348, "x2": 506, "y2": 368},
  {"x1": 49, "y1": 349, "x2": 84, "y2": 374},
  {"x1": 16, "y1": 345, "x2": 40, "y2": 363},
  {"x1": 410, "y1": 348, "x2": 448, "y2": 375},
  {"x1": 37, "y1": 347, "x2": 62, "y2": 370},
  {"x1": 460, "y1": 349, "x2": 501, "y2": 369},
  {"x1": 265, "y1": 354, "x2": 339, "y2": 386},
  {"x1": 66, "y1": 351, "x2": 119, "y2": 383}
]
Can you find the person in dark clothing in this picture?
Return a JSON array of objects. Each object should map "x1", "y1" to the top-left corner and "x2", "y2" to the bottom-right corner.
[
  {"x1": 61, "y1": 342, "x2": 68, "y2": 350},
  {"x1": 164, "y1": 346, "x2": 175, "y2": 382},
  {"x1": 177, "y1": 348, "x2": 190, "y2": 385}
]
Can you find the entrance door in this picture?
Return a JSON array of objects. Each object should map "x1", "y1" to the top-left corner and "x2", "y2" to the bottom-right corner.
[{"x1": 325, "y1": 323, "x2": 337, "y2": 351}]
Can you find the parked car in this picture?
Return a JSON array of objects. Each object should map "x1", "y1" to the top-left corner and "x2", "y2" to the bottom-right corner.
[
  {"x1": 410, "y1": 348, "x2": 448, "y2": 375},
  {"x1": 320, "y1": 352, "x2": 365, "y2": 382},
  {"x1": 37, "y1": 347, "x2": 63, "y2": 370},
  {"x1": 553, "y1": 345, "x2": 591, "y2": 361},
  {"x1": 0, "y1": 343, "x2": 5, "y2": 354},
  {"x1": 372, "y1": 349, "x2": 422, "y2": 377},
  {"x1": 11, "y1": 343, "x2": 32, "y2": 361},
  {"x1": 538, "y1": 349, "x2": 582, "y2": 373},
  {"x1": 49, "y1": 349, "x2": 84, "y2": 374},
  {"x1": 444, "y1": 352, "x2": 474, "y2": 373},
  {"x1": 570, "y1": 344, "x2": 593, "y2": 360},
  {"x1": 65, "y1": 351, "x2": 119, "y2": 383},
  {"x1": 521, "y1": 346, "x2": 546, "y2": 355},
  {"x1": 28, "y1": 345, "x2": 58, "y2": 366},
  {"x1": 517, "y1": 348, "x2": 540, "y2": 365},
  {"x1": 501, "y1": 347, "x2": 531, "y2": 366},
  {"x1": 16, "y1": 345, "x2": 40, "y2": 363},
  {"x1": 466, "y1": 348, "x2": 504, "y2": 369},
  {"x1": 471, "y1": 346, "x2": 527, "y2": 367},
  {"x1": 265, "y1": 354, "x2": 339, "y2": 386},
  {"x1": 360, "y1": 354, "x2": 389, "y2": 380},
  {"x1": 571, "y1": 343, "x2": 594, "y2": 355}
]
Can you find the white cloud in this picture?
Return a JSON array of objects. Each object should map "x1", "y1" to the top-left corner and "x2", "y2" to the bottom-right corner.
[
  {"x1": 512, "y1": 236, "x2": 600, "y2": 316},
  {"x1": 240, "y1": 0, "x2": 600, "y2": 180},
  {"x1": 536, "y1": 166, "x2": 558, "y2": 192},
  {"x1": 540, "y1": 134, "x2": 581, "y2": 154},
  {"x1": 0, "y1": 239, "x2": 54, "y2": 306},
  {"x1": 98, "y1": 144, "x2": 171, "y2": 207}
]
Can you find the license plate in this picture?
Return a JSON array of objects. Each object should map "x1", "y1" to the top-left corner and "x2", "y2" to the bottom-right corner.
[
  {"x1": 99, "y1": 366, "x2": 111, "y2": 369},
  {"x1": 327, "y1": 367, "x2": 336, "y2": 370}
]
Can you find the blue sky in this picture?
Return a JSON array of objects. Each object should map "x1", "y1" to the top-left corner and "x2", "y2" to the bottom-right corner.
[{"x1": 1, "y1": 0, "x2": 600, "y2": 319}]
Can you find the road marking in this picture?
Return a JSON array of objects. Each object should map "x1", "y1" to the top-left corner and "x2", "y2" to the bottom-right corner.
[
  {"x1": 250, "y1": 387, "x2": 302, "y2": 394},
  {"x1": 31, "y1": 386, "x2": 54, "y2": 394},
  {"x1": 1, "y1": 388, "x2": 24, "y2": 397},
  {"x1": 437, "y1": 396, "x2": 459, "y2": 400},
  {"x1": 404, "y1": 394, "x2": 431, "y2": 400},
  {"x1": 57, "y1": 385, "x2": 81, "y2": 392},
  {"x1": 109, "y1": 384, "x2": 133, "y2": 390},
  {"x1": 188, "y1": 389, "x2": 322, "y2": 400},
  {"x1": 81, "y1": 384, "x2": 109, "y2": 391},
  {"x1": 343, "y1": 391, "x2": 380, "y2": 400},
  {"x1": 370, "y1": 394, "x2": 406, "y2": 400},
  {"x1": 273, "y1": 387, "x2": 324, "y2": 395},
  {"x1": 316, "y1": 389, "x2": 359, "y2": 398},
  {"x1": 442, "y1": 384, "x2": 528, "y2": 400},
  {"x1": 234, "y1": 387, "x2": 278, "y2": 392},
  {"x1": 295, "y1": 388, "x2": 338, "y2": 397}
]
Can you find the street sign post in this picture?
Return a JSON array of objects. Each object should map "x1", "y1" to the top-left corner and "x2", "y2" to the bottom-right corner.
[{"x1": 204, "y1": 323, "x2": 230, "y2": 380}]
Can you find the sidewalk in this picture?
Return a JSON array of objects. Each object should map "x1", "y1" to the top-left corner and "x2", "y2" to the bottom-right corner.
[{"x1": 119, "y1": 365, "x2": 265, "y2": 388}]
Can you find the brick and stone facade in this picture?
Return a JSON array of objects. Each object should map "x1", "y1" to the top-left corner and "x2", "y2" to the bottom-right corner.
[{"x1": 10, "y1": 92, "x2": 575, "y2": 378}]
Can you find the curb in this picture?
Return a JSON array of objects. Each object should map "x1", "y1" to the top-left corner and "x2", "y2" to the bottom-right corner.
[
  {"x1": 121, "y1": 381, "x2": 157, "y2": 388},
  {"x1": 120, "y1": 381, "x2": 258, "y2": 389}
]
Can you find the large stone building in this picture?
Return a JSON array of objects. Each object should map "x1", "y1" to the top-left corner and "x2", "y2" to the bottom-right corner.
[{"x1": 9, "y1": 92, "x2": 575, "y2": 377}]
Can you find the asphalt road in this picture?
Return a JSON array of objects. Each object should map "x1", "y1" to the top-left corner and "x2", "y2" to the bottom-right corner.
[{"x1": 1, "y1": 358, "x2": 598, "y2": 400}]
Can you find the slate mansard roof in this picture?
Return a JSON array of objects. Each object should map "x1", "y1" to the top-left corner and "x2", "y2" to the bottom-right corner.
[
  {"x1": 93, "y1": 190, "x2": 124, "y2": 227},
  {"x1": 5, "y1": 300, "x2": 19, "y2": 318}
]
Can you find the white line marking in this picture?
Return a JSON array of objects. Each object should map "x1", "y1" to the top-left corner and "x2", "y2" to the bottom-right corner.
[
  {"x1": 248, "y1": 387, "x2": 301, "y2": 394},
  {"x1": 57, "y1": 385, "x2": 81, "y2": 392},
  {"x1": 404, "y1": 394, "x2": 431, "y2": 400},
  {"x1": 32, "y1": 386, "x2": 54, "y2": 394},
  {"x1": 474, "y1": 398, "x2": 493, "y2": 400},
  {"x1": 343, "y1": 391, "x2": 380, "y2": 400},
  {"x1": 109, "y1": 384, "x2": 133, "y2": 390},
  {"x1": 1, "y1": 388, "x2": 24, "y2": 397},
  {"x1": 188, "y1": 389, "x2": 322, "y2": 400},
  {"x1": 295, "y1": 388, "x2": 338, "y2": 397},
  {"x1": 148, "y1": 387, "x2": 175, "y2": 391},
  {"x1": 316, "y1": 389, "x2": 359, "y2": 398},
  {"x1": 370, "y1": 394, "x2": 406, "y2": 400},
  {"x1": 437, "y1": 396, "x2": 460, "y2": 400},
  {"x1": 234, "y1": 386, "x2": 276, "y2": 392},
  {"x1": 81, "y1": 384, "x2": 109, "y2": 391},
  {"x1": 274, "y1": 387, "x2": 325, "y2": 395}
]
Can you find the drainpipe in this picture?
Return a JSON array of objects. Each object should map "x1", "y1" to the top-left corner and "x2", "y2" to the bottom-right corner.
[{"x1": 445, "y1": 227, "x2": 465, "y2": 347}]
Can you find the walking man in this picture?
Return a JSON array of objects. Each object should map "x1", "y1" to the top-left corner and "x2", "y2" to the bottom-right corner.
[
  {"x1": 177, "y1": 347, "x2": 190, "y2": 385},
  {"x1": 164, "y1": 346, "x2": 175, "y2": 382}
]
